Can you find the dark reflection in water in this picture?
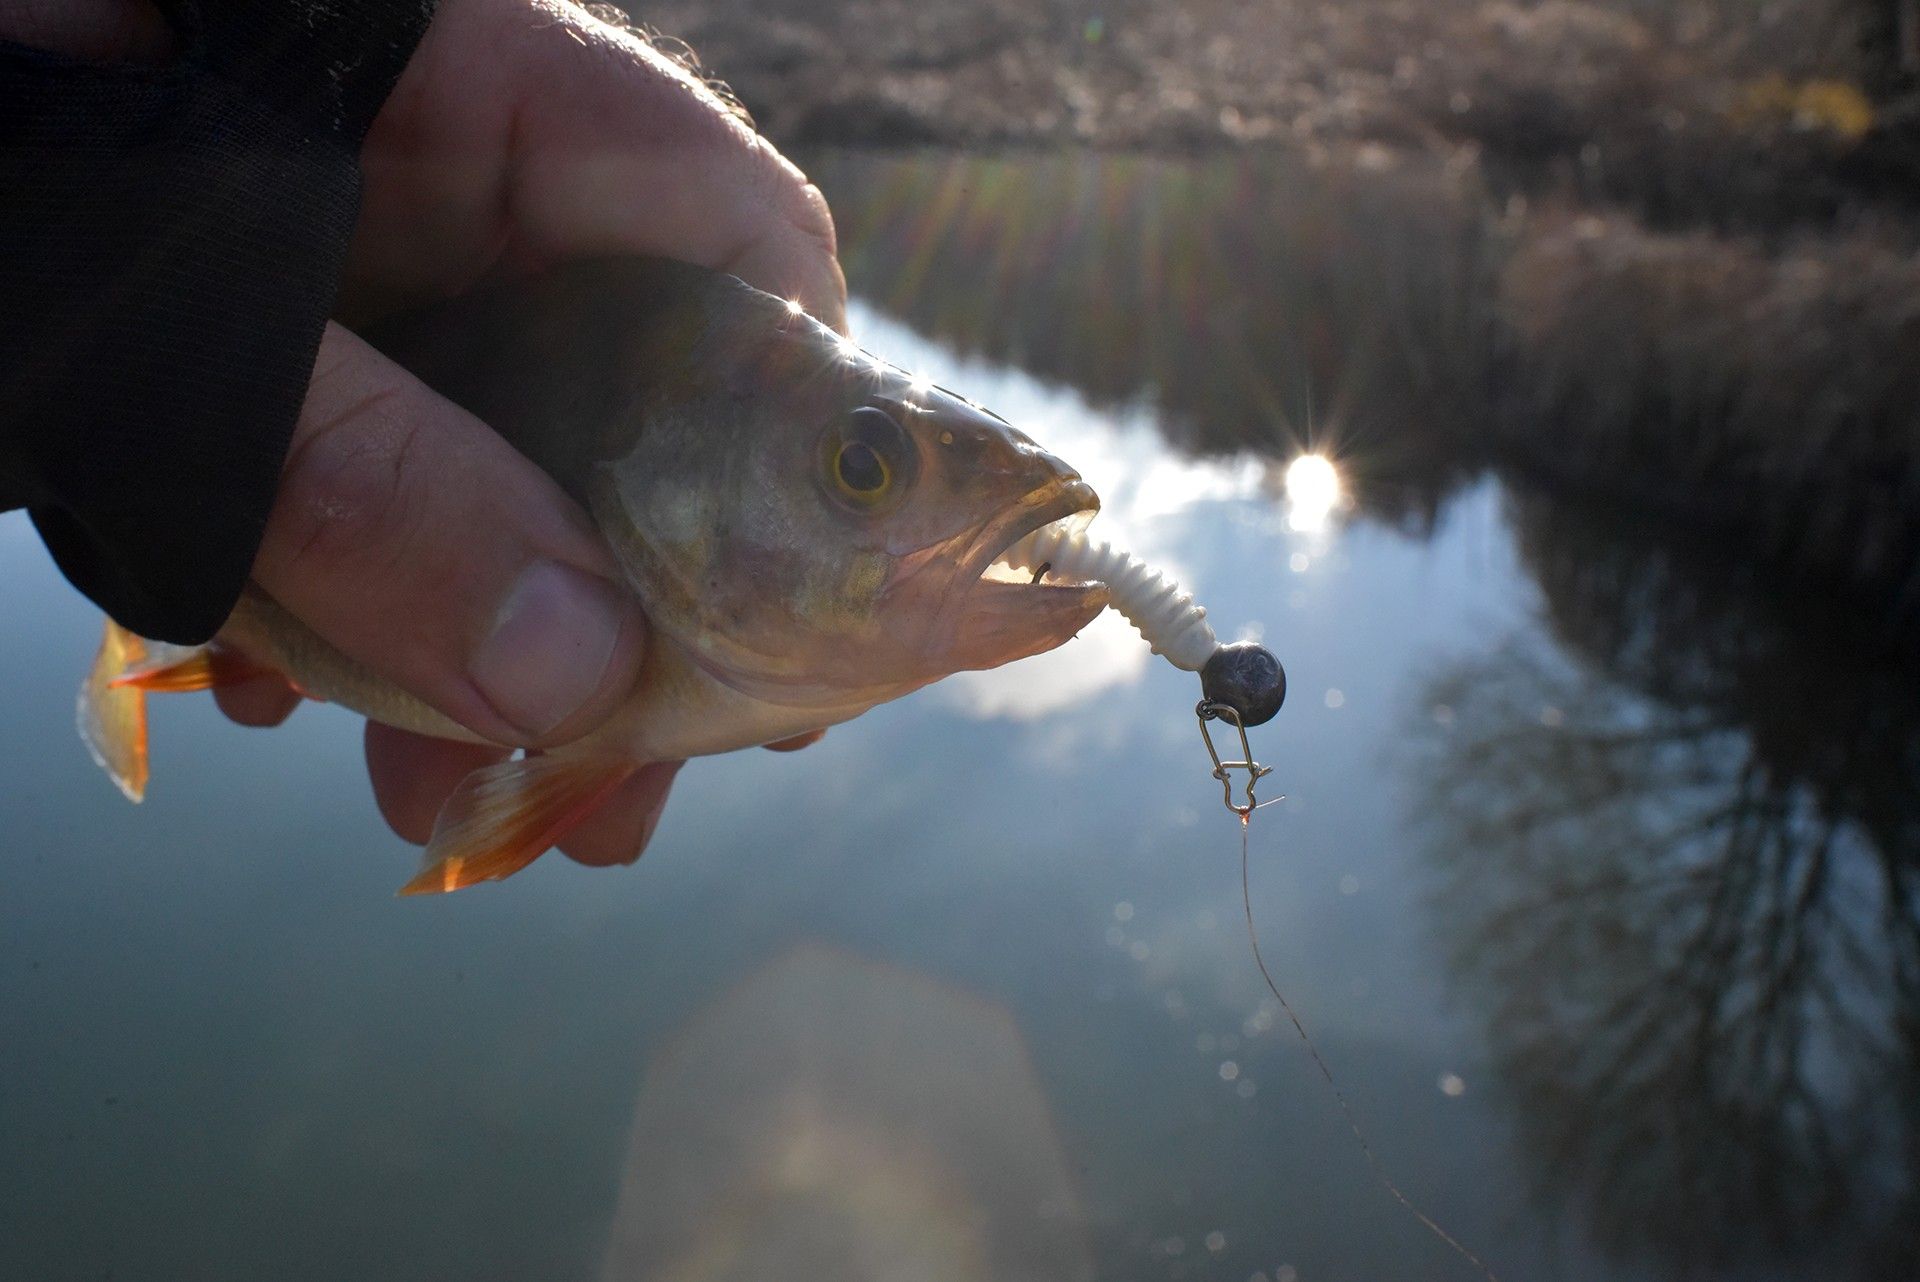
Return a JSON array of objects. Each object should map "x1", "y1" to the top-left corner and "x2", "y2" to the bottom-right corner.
[
  {"x1": 809, "y1": 147, "x2": 1499, "y2": 531},
  {"x1": 1413, "y1": 494, "x2": 1920, "y2": 1279},
  {"x1": 808, "y1": 147, "x2": 1920, "y2": 623}
]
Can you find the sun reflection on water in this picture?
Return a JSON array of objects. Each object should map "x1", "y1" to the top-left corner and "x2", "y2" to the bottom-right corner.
[{"x1": 1283, "y1": 454, "x2": 1342, "y2": 533}]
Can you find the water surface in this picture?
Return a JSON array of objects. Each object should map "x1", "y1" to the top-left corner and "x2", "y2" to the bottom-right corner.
[{"x1": 4, "y1": 152, "x2": 1916, "y2": 1282}]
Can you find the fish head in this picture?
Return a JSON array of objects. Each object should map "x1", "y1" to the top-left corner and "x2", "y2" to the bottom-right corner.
[{"x1": 592, "y1": 279, "x2": 1106, "y2": 709}]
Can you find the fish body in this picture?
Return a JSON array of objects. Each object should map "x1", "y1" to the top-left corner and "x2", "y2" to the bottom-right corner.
[{"x1": 82, "y1": 258, "x2": 1106, "y2": 893}]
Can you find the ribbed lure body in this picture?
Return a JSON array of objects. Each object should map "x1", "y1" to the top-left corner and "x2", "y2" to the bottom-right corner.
[{"x1": 999, "y1": 523, "x2": 1217, "y2": 671}]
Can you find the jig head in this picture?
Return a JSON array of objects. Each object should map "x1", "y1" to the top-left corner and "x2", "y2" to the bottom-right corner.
[
  {"x1": 1197, "y1": 640, "x2": 1287, "y2": 818},
  {"x1": 992, "y1": 521, "x2": 1289, "y2": 816}
]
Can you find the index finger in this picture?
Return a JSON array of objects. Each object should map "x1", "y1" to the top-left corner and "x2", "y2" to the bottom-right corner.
[{"x1": 505, "y1": 13, "x2": 847, "y2": 330}]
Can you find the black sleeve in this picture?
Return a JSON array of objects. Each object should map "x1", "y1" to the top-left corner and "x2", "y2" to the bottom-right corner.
[{"x1": 0, "y1": 0, "x2": 435, "y2": 644}]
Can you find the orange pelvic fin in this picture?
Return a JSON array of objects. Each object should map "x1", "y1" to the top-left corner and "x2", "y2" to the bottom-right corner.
[
  {"x1": 77, "y1": 618, "x2": 152, "y2": 802},
  {"x1": 398, "y1": 754, "x2": 635, "y2": 896},
  {"x1": 110, "y1": 646, "x2": 266, "y2": 693},
  {"x1": 763, "y1": 728, "x2": 827, "y2": 753}
]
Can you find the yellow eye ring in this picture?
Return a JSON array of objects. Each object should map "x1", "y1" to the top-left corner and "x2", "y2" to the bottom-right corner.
[
  {"x1": 834, "y1": 439, "x2": 891, "y2": 499},
  {"x1": 822, "y1": 405, "x2": 915, "y2": 513}
]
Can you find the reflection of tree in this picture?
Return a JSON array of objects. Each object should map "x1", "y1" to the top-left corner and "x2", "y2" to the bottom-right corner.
[
  {"x1": 808, "y1": 147, "x2": 1497, "y2": 530},
  {"x1": 1413, "y1": 492, "x2": 1920, "y2": 1276}
]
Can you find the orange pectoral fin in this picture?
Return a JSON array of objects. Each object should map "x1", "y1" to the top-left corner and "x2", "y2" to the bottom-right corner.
[
  {"x1": 398, "y1": 755, "x2": 636, "y2": 896},
  {"x1": 78, "y1": 619, "x2": 150, "y2": 802}
]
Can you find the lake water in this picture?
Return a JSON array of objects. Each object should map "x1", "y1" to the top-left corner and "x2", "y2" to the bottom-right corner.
[{"x1": 4, "y1": 153, "x2": 1917, "y2": 1282}]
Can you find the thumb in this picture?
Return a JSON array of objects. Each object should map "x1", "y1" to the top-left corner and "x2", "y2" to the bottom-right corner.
[{"x1": 252, "y1": 322, "x2": 646, "y2": 747}]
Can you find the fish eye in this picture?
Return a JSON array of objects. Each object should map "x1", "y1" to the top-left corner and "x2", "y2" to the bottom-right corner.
[
  {"x1": 823, "y1": 406, "x2": 916, "y2": 511},
  {"x1": 836, "y1": 440, "x2": 889, "y2": 494}
]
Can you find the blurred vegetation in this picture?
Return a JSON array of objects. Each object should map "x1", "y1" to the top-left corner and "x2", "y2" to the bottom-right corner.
[{"x1": 638, "y1": 0, "x2": 1920, "y2": 230}]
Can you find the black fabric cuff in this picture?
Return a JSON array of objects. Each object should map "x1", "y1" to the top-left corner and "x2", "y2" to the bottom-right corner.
[{"x1": 0, "y1": 1, "x2": 435, "y2": 643}]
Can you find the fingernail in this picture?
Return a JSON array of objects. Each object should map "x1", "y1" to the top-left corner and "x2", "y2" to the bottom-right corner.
[{"x1": 469, "y1": 562, "x2": 634, "y2": 740}]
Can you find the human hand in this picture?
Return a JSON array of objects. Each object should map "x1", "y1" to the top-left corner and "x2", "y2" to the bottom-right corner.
[{"x1": 209, "y1": 0, "x2": 845, "y2": 866}]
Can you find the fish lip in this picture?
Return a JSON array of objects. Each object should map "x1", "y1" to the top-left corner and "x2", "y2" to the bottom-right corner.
[
  {"x1": 963, "y1": 573, "x2": 1109, "y2": 616},
  {"x1": 961, "y1": 478, "x2": 1102, "y2": 585}
]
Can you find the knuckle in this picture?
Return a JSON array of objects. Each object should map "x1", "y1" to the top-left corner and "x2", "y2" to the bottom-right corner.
[{"x1": 267, "y1": 389, "x2": 433, "y2": 583}]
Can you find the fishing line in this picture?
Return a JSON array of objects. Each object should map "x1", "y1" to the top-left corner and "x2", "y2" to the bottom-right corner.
[
  {"x1": 1238, "y1": 816, "x2": 1500, "y2": 1282},
  {"x1": 1013, "y1": 485, "x2": 1494, "y2": 1276}
]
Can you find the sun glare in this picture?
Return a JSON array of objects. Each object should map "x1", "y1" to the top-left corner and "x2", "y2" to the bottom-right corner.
[{"x1": 1284, "y1": 453, "x2": 1342, "y2": 532}]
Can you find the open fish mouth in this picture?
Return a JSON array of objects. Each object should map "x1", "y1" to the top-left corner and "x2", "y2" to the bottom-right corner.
[
  {"x1": 943, "y1": 479, "x2": 1109, "y2": 670},
  {"x1": 968, "y1": 477, "x2": 1103, "y2": 586}
]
